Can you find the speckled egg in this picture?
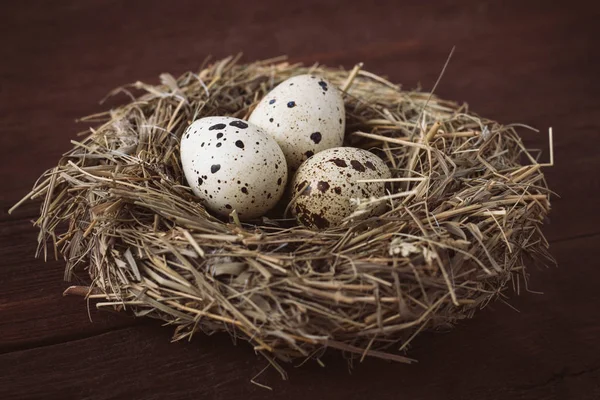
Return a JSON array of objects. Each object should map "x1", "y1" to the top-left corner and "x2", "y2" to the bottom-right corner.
[
  {"x1": 180, "y1": 116, "x2": 288, "y2": 220},
  {"x1": 249, "y1": 74, "x2": 346, "y2": 171},
  {"x1": 291, "y1": 147, "x2": 391, "y2": 230}
]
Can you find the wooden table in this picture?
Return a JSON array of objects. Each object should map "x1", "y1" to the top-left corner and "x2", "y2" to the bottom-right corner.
[{"x1": 1, "y1": 1, "x2": 598, "y2": 399}]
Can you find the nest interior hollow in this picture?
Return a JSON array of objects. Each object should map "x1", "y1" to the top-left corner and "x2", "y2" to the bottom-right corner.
[{"x1": 25, "y1": 55, "x2": 553, "y2": 367}]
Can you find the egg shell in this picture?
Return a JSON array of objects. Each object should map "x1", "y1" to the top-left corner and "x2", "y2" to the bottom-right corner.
[
  {"x1": 291, "y1": 147, "x2": 391, "y2": 230},
  {"x1": 180, "y1": 116, "x2": 288, "y2": 220},
  {"x1": 249, "y1": 74, "x2": 346, "y2": 171}
]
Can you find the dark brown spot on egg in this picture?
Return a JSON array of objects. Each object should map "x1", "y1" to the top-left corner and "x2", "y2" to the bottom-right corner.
[
  {"x1": 229, "y1": 120, "x2": 248, "y2": 129},
  {"x1": 298, "y1": 211, "x2": 312, "y2": 227},
  {"x1": 211, "y1": 164, "x2": 221, "y2": 173},
  {"x1": 310, "y1": 132, "x2": 322, "y2": 144},
  {"x1": 216, "y1": 132, "x2": 223, "y2": 139},
  {"x1": 350, "y1": 160, "x2": 365, "y2": 172},
  {"x1": 287, "y1": 101, "x2": 296, "y2": 108},
  {"x1": 225, "y1": 204, "x2": 232, "y2": 210},
  {"x1": 197, "y1": 177, "x2": 203, "y2": 186},
  {"x1": 318, "y1": 80, "x2": 328, "y2": 91},
  {"x1": 317, "y1": 181, "x2": 330, "y2": 193},
  {"x1": 334, "y1": 187, "x2": 342, "y2": 195},
  {"x1": 216, "y1": 142, "x2": 222, "y2": 147},
  {"x1": 209, "y1": 123, "x2": 226, "y2": 130},
  {"x1": 311, "y1": 212, "x2": 330, "y2": 229},
  {"x1": 235, "y1": 140, "x2": 244, "y2": 149},
  {"x1": 294, "y1": 202, "x2": 307, "y2": 214},
  {"x1": 298, "y1": 181, "x2": 312, "y2": 196},
  {"x1": 305, "y1": 150, "x2": 314, "y2": 158},
  {"x1": 365, "y1": 161, "x2": 376, "y2": 171},
  {"x1": 241, "y1": 187, "x2": 248, "y2": 194},
  {"x1": 330, "y1": 158, "x2": 348, "y2": 168},
  {"x1": 277, "y1": 177, "x2": 283, "y2": 186}
]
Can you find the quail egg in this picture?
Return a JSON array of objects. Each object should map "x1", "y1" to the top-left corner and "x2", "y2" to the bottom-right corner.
[
  {"x1": 180, "y1": 116, "x2": 288, "y2": 219},
  {"x1": 291, "y1": 147, "x2": 391, "y2": 229},
  {"x1": 249, "y1": 74, "x2": 345, "y2": 171}
]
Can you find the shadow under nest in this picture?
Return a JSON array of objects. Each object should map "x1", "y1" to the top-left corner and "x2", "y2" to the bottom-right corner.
[{"x1": 20, "y1": 55, "x2": 554, "y2": 370}]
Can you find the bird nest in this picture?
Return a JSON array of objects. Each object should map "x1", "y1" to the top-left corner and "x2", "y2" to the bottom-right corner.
[{"x1": 18, "y1": 56, "x2": 554, "y2": 370}]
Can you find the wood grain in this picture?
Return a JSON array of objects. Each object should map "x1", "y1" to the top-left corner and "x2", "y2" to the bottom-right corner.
[
  {"x1": 1, "y1": 0, "x2": 599, "y2": 399},
  {"x1": 0, "y1": 219, "x2": 134, "y2": 352}
]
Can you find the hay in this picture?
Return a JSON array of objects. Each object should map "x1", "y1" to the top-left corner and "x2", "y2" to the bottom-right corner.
[{"x1": 14, "y1": 55, "x2": 554, "y2": 369}]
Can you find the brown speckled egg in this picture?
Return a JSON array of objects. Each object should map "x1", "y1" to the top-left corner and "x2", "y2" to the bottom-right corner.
[
  {"x1": 291, "y1": 147, "x2": 391, "y2": 230},
  {"x1": 249, "y1": 74, "x2": 345, "y2": 171},
  {"x1": 180, "y1": 116, "x2": 288, "y2": 220}
]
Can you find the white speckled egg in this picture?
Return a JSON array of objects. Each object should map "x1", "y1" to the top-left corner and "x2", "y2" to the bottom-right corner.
[
  {"x1": 180, "y1": 116, "x2": 288, "y2": 220},
  {"x1": 291, "y1": 147, "x2": 391, "y2": 230},
  {"x1": 249, "y1": 74, "x2": 346, "y2": 171}
]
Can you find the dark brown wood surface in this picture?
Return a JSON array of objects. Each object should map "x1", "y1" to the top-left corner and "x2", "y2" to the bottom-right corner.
[{"x1": 1, "y1": 1, "x2": 599, "y2": 399}]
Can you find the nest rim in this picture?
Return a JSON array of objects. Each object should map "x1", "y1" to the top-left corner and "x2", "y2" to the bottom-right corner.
[{"x1": 18, "y1": 55, "x2": 554, "y2": 369}]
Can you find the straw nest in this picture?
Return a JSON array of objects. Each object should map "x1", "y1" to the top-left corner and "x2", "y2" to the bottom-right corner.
[{"x1": 18, "y1": 56, "x2": 554, "y2": 370}]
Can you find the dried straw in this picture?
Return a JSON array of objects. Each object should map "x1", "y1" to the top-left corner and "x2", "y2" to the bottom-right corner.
[{"x1": 14, "y1": 55, "x2": 554, "y2": 368}]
